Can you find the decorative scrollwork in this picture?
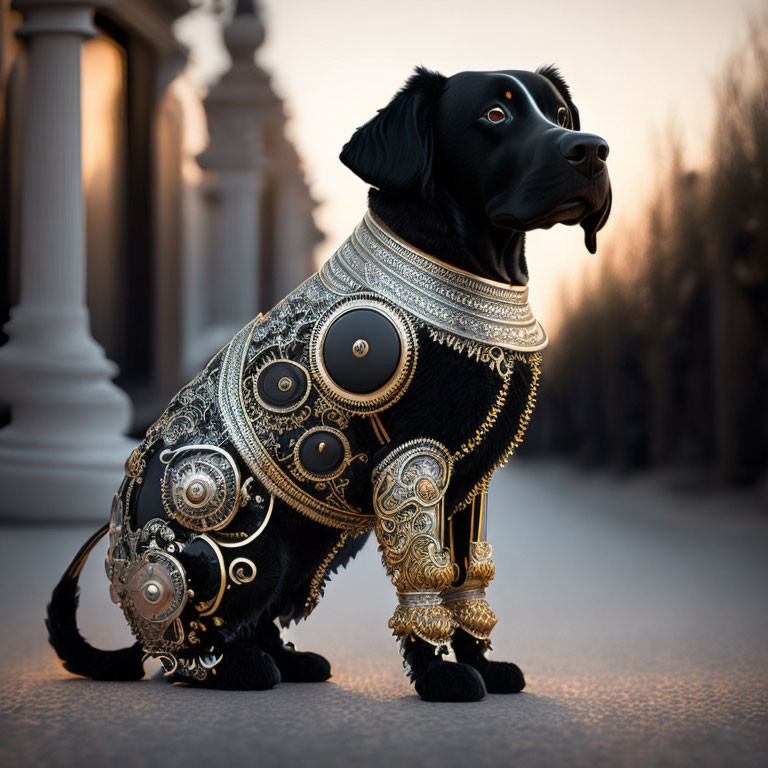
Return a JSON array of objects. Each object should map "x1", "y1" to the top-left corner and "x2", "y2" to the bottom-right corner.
[
  {"x1": 219, "y1": 303, "x2": 374, "y2": 534},
  {"x1": 467, "y1": 540, "x2": 496, "y2": 585},
  {"x1": 441, "y1": 489, "x2": 497, "y2": 640},
  {"x1": 115, "y1": 549, "x2": 189, "y2": 654},
  {"x1": 372, "y1": 439, "x2": 458, "y2": 644},
  {"x1": 124, "y1": 447, "x2": 146, "y2": 483},
  {"x1": 159, "y1": 651, "x2": 223, "y2": 681},
  {"x1": 320, "y1": 212, "x2": 548, "y2": 352},
  {"x1": 160, "y1": 445, "x2": 241, "y2": 532},
  {"x1": 144, "y1": 361, "x2": 223, "y2": 450},
  {"x1": 442, "y1": 589, "x2": 498, "y2": 640},
  {"x1": 228, "y1": 557, "x2": 257, "y2": 585}
]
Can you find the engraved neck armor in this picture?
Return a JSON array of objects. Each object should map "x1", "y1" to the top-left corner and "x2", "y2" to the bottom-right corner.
[{"x1": 321, "y1": 212, "x2": 548, "y2": 353}]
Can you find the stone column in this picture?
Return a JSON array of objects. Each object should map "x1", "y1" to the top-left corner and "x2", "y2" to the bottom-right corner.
[
  {"x1": 193, "y1": 0, "x2": 274, "y2": 363},
  {"x1": 0, "y1": 0, "x2": 134, "y2": 522},
  {"x1": 270, "y1": 167, "x2": 324, "y2": 303}
]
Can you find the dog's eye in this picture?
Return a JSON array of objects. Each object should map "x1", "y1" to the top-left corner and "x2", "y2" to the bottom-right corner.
[
  {"x1": 556, "y1": 107, "x2": 570, "y2": 128},
  {"x1": 485, "y1": 107, "x2": 507, "y2": 124}
]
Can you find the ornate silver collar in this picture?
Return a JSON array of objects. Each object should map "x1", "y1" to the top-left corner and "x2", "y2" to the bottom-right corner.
[{"x1": 320, "y1": 212, "x2": 548, "y2": 353}]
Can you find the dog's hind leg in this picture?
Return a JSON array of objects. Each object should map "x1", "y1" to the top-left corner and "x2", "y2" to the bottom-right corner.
[
  {"x1": 166, "y1": 639, "x2": 281, "y2": 690},
  {"x1": 243, "y1": 614, "x2": 332, "y2": 683},
  {"x1": 372, "y1": 439, "x2": 486, "y2": 702},
  {"x1": 444, "y1": 490, "x2": 525, "y2": 694}
]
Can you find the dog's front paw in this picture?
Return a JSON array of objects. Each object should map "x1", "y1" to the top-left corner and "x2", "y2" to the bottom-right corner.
[
  {"x1": 414, "y1": 660, "x2": 487, "y2": 702},
  {"x1": 271, "y1": 643, "x2": 331, "y2": 683},
  {"x1": 451, "y1": 629, "x2": 526, "y2": 693},
  {"x1": 472, "y1": 659, "x2": 525, "y2": 694}
]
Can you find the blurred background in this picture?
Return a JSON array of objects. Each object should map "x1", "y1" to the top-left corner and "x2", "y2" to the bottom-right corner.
[
  {"x1": 1, "y1": 1, "x2": 767, "y2": 766},
  {"x1": 3, "y1": 0, "x2": 767, "y2": 490}
]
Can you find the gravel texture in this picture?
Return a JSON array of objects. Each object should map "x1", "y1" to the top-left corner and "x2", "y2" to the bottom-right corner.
[{"x1": 1, "y1": 461, "x2": 766, "y2": 767}]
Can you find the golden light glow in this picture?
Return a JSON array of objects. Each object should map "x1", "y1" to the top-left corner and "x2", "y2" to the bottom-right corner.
[{"x1": 81, "y1": 35, "x2": 125, "y2": 193}]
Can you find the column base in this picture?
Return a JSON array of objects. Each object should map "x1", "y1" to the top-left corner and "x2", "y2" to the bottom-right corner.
[
  {"x1": 0, "y1": 433, "x2": 135, "y2": 523},
  {"x1": 0, "y1": 304, "x2": 136, "y2": 523}
]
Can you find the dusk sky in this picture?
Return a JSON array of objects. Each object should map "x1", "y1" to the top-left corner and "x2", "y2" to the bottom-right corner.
[{"x1": 177, "y1": 0, "x2": 766, "y2": 328}]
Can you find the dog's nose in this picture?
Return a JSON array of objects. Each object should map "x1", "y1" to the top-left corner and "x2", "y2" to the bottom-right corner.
[{"x1": 559, "y1": 133, "x2": 609, "y2": 178}]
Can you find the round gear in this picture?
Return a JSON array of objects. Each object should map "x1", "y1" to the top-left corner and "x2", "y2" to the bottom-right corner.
[
  {"x1": 254, "y1": 359, "x2": 311, "y2": 413},
  {"x1": 160, "y1": 445, "x2": 241, "y2": 532},
  {"x1": 293, "y1": 426, "x2": 351, "y2": 481},
  {"x1": 309, "y1": 295, "x2": 417, "y2": 414}
]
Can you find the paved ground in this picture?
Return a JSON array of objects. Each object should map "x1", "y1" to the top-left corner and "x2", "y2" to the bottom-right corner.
[{"x1": 1, "y1": 461, "x2": 767, "y2": 767}]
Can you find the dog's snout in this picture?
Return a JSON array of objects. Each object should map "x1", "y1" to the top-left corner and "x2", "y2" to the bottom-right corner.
[{"x1": 559, "y1": 133, "x2": 609, "y2": 178}]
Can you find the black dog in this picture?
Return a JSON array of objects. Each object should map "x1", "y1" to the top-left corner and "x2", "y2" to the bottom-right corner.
[{"x1": 47, "y1": 66, "x2": 610, "y2": 702}]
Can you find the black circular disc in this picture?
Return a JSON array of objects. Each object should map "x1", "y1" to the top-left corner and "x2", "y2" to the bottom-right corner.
[
  {"x1": 322, "y1": 308, "x2": 402, "y2": 394},
  {"x1": 256, "y1": 361, "x2": 308, "y2": 410},
  {"x1": 297, "y1": 430, "x2": 346, "y2": 477}
]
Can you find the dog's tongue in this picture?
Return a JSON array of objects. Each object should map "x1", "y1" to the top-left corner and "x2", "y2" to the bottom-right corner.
[
  {"x1": 581, "y1": 188, "x2": 612, "y2": 254},
  {"x1": 582, "y1": 223, "x2": 597, "y2": 254},
  {"x1": 581, "y1": 213, "x2": 600, "y2": 253}
]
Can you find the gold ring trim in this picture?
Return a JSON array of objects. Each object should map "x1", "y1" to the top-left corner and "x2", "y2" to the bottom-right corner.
[
  {"x1": 292, "y1": 425, "x2": 352, "y2": 482},
  {"x1": 252, "y1": 358, "x2": 312, "y2": 414},
  {"x1": 210, "y1": 494, "x2": 274, "y2": 548},
  {"x1": 309, "y1": 294, "x2": 417, "y2": 415},
  {"x1": 218, "y1": 319, "x2": 373, "y2": 533},
  {"x1": 194, "y1": 534, "x2": 227, "y2": 617}
]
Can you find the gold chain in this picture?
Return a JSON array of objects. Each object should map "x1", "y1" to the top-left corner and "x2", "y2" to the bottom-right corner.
[
  {"x1": 452, "y1": 372, "x2": 512, "y2": 463},
  {"x1": 304, "y1": 531, "x2": 350, "y2": 616},
  {"x1": 451, "y1": 352, "x2": 542, "y2": 515}
]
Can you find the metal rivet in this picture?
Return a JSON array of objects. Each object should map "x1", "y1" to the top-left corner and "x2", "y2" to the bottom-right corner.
[
  {"x1": 144, "y1": 582, "x2": 162, "y2": 603},
  {"x1": 277, "y1": 376, "x2": 293, "y2": 391},
  {"x1": 352, "y1": 339, "x2": 369, "y2": 358},
  {"x1": 186, "y1": 481, "x2": 206, "y2": 503},
  {"x1": 415, "y1": 478, "x2": 438, "y2": 504},
  {"x1": 318, "y1": 441, "x2": 326, "y2": 453}
]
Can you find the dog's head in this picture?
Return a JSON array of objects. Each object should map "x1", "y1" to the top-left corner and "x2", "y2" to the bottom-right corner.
[{"x1": 340, "y1": 66, "x2": 611, "y2": 255}]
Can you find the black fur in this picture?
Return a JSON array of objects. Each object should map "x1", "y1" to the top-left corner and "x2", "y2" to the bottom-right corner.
[
  {"x1": 345, "y1": 66, "x2": 611, "y2": 279},
  {"x1": 452, "y1": 628, "x2": 526, "y2": 694},
  {"x1": 48, "y1": 65, "x2": 611, "y2": 701},
  {"x1": 245, "y1": 614, "x2": 331, "y2": 683},
  {"x1": 402, "y1": 636, "x2": 486, "y2": 703},
  {"x1": 340, "y1": 67, "x2": 447, "y2": 196},
  {"x1": 536, "y1": 64, "x2": 581, "y2": 130},
  {"x1": 169, "y1": 639, "x2": 281, "y2": 690},
  {"x1": 46, "y1": 525, "x2": 145, "y2": 681}
]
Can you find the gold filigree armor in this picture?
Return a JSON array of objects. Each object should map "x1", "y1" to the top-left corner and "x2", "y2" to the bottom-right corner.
[
  {"x1": 443, "y1": 490, "x2": 497, "y2": 640},
  {"x1": 372, "y1": 439, "x2": 458, "y2": 645}
]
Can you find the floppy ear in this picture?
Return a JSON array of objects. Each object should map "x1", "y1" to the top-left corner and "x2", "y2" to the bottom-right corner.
[
  {"x1": 536, "y1": 64, "x2": 581, "y2": 131},
  {"x1": 340, "y1": 66, "x2": 447, "y2": 194}
]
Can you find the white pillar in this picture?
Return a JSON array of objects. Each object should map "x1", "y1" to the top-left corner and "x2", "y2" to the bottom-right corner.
[
  {"x1": 271, "y1": 171, "x2": 324, "y2": 302},
  {"x1": 191, "y1": 1, "x2": 272, "y2": 365},
  {"x1": 0, "y1": 0, "x2": 134, "y2": 522},
  {"x1": 211, "y1": 171, "x2": 262, "y2": 326}
]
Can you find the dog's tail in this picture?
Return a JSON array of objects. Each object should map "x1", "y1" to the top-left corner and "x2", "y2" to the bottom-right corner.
[{"x1": 46, "y1": 523, "x2": 145, "y2": 681}]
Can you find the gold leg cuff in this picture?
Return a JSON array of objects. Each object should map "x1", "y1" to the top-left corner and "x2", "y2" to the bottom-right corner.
[
  {"x1": 390, "y1": 592, "x2": 455, "y2": 646},
  {"x1": 442, "y1": 588, "x2": 497, "y2": 640}
]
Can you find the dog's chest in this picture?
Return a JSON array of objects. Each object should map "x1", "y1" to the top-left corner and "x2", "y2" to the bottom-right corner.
[
  {"x1": 219, "y1": 273, "x2": 541, "y2": 525},
  {"x1": 127, "y1": 262, "x2": 542, "y2": 537}
]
